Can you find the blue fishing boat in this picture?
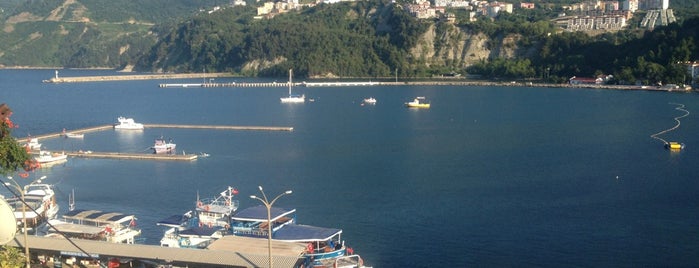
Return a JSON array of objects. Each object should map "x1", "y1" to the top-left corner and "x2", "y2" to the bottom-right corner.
[
  {"x1": 228, "y1": 205, "x2": 369, "y2": 267},
  {"x1": 156, "y1": 186, "x2": 240, "y2": 248}
]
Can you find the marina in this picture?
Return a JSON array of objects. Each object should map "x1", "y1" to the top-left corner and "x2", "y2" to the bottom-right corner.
[{"x1": 3, "y1": 69, "x2": 699, "y2": 268}]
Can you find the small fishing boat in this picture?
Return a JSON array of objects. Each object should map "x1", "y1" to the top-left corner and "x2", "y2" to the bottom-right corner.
[
  {"x1": 114, "y1": 116, "x2": 144, "y2": 130},
  {"x1": 62, "y1": 128, "x2": 84, "y2": 138},
  {"x1": 405, "y1": 96, "x2": 430, "y2": 108},
  {"x1": 152, "y1": 137, "x2": 176, "y2": 154},
  {"x1": 363, "y1": 97, "x2": 377, "y2": 105},
  {"x1": 64, "y1": 133, "x2": 84, "y2": 138}
]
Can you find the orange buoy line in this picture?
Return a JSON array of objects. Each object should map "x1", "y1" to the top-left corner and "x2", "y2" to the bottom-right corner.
[{"x1": 650, "y1": 103, "x2": 689, "y2": 150}]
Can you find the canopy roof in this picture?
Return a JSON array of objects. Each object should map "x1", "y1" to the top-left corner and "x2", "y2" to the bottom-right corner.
[
  {"x1": 273, "y1": 224, "x2": 342, "y2": 242},
  {"x1": 179, "y1": 226, "x2": 221, "y2": 237},
  {"x1": 231, "y1": 205, "x2": 296, "y2": 222},
  {"x1": 62, "y1": 209, "x2": 135, "y2": 224}
]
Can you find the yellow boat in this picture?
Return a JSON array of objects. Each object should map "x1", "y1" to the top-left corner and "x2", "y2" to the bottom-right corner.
[
  {"x1": 665, "y1": 142, "x2": 685, "y2": 150},
  {"x1": 405, "y1": 97, "x2": 430, "y2": 108}
]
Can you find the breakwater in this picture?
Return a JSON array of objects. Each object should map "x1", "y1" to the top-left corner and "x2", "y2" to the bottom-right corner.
[{"x1": 43, "y1": 72, "x2": 235, "y2": 83}]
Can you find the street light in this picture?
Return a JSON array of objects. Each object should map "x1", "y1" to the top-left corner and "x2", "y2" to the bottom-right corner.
[
  {"x1": 5, "y1": 176, "x2": 30, "y2": 268},
  {"x1": 250, "y1": 186, "x2": 292, "y2": 268}
]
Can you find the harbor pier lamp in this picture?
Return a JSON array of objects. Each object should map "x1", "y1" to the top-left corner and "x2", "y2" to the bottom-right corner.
[{"x1": 250, "y1": 186, "x2": 292, "y2": 268}]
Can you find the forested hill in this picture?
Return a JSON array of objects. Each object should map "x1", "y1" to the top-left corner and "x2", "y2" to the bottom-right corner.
[
  {"x1": 1, "y1": 0, "x2": 699, "y2": 85},
  {"x1": 0, "y1": 0, "x2": 229, "y2": 67},
  {"x1": 136, "y1": 1, "x2": 429, "y2": 78}
]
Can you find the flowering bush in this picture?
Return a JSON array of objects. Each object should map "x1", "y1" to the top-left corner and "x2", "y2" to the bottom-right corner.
[{"x1": 0, "y1": 103, "x2": 37, "y2": 176}]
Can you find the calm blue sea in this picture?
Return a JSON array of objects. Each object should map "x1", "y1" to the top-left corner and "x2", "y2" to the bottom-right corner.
[{"x1": 2, "y1": 69, "x2": 699, "y2": 267}]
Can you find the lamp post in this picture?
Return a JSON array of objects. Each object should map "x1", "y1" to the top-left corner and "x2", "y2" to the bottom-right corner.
[
  {"x1": 5, "y1": 176, "x2": 30, "y2": 268},
  {"x1": 250, "y1": 186, "x2": 292, "y2": 268}
]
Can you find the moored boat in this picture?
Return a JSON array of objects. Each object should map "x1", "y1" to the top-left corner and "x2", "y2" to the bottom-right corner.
[
  {"x1": 281, "y1": 69, "x2": 305, "y2": 103},
  {"x1": 43, "y1": 209, "x2": 142, "y2": 244},
  {"x1": 363, "y1": 97, "x2": 377, "y2": 104},
  {"x1": 65, "y1": 133, "x2": 84, "y2": 138},
  {"x1": 228, "y1": 205, "x2": 369, "y2": 267},
  {"x1": 157, "y1": 186, "x2": 240, "y2": 248},
  {"x1": 114, "y1": 116, "x2": 144, "y2": 130},
  {"x1": 666, "y1": 141, "x2": 685, "y2": 150},
  {"x1": 5, "y1": 183, "x2": 59, "y2": 234},
  {"x1": 25, "y1": 138, "x2": 42, "y2": 150},
  {"x1": 405, "y1": 96, "x2": 430, "y2": 108},
  {"x1": 35, "y1": 151, "x2": 68, "y2": 164},
  {"x1": 152, "y1": 137, "x2": 176, "y2": 154}
]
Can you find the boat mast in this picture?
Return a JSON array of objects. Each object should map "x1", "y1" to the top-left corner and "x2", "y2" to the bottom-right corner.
[
  {"x1": 288, "y1": 68, "x2": 293, "y2": 95},
  {"x1": 69, "y1": 189, "x2": 75, "y2": 211}
]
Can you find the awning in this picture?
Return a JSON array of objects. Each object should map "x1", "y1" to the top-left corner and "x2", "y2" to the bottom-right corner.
[
  {"x1": 273, "y1": 224, "x2": 342, "y2": 242},
  {"x1": 231, "y1": 205, "x2": 296, "y2": 222}
]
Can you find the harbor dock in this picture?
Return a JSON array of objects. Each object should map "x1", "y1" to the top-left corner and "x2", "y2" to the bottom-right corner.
[
  {"x1": 17, "y1": 122, "x2": 293, "y2": 161},
  {"x1": 67, "y1": 151, "x2": 198, "y2": 161}
]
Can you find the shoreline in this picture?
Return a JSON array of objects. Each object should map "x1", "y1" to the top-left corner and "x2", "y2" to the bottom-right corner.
[{"x1": 36, "y1": 71, "x2": 696, "y2": 92}]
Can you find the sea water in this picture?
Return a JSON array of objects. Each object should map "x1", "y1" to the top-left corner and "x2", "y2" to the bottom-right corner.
[{"x1": 1, "y1": 69, "x2": 699, "y2": 267}]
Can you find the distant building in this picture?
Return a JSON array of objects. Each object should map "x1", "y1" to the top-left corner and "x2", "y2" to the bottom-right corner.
[
  {"x1": 519, "y1": 2, "x2": 535, "y2": 9},
  {"x1": 686, "y1": 62, "x2": 699, "y2": 87},
  {"x1": 622, "y1": 0, "x2": 638, "y2": 12},
  {"x1": 570, "y1": 76, "x2": 603, "y2": 85}
]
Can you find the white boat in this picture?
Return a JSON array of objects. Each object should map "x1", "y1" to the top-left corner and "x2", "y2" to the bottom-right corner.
[
  {"x1": 280, "y1": 69, "x2": 305, "y2": 103},
  {"x1": 363, "y1": 97, "x2": 377, "y2": 104},
  {"x1": 43, "y1": 209, "x2": 141, "y2": 244},
  {"x1": 114, "y1": 116, "x2": 144, "y2": 130},
  {"x1": 5, "y1": 183, "x2": 59, "y2": 234},
  {"x1": 25, "y1": 138, "x2": 41, "y2": 150},
  {"x1": 152, "y1": 137, "x2": 176, "y2": 154},
  {"x1": 62, "y1": 128, "x2": 84, "y2": 138},
  {"x1": 157, "y1": 186, "x2": 240, "y2": 248},
  {"x1": 35, "y1": 151, "x2": 68, "y2": 164},
  {"x1": 65, "y1": 133, "x2": 84, "y2": 138}
]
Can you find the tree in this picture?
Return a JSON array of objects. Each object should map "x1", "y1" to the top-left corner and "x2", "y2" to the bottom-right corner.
[{"x1": 0, "y1": 245, "x2": 25, "y2": 268}]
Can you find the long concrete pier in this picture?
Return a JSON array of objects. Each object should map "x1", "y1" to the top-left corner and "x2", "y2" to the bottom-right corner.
[
  {"x1": 144, "y1": 124, "x2": 293, "y2": 131},
  {"x1": 43, "y1": 72, "x2": 235, "y2": 83},
  {"x1": 67, "y1": 151, "x2": 198, "y2": 161}
]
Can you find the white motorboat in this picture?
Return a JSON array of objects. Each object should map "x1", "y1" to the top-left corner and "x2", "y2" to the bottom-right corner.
[
  {"x1": 25, "y1": 138, "x2": 41, "y2": 150},
  {"x1": 363, "y1": 97, "x2": 377, "y2": 104},
  {"x1": 65, "y1": 133, "x2": 84, "y2": 138},
  {"x1": 280, "y1": 69, "x2": 305, "y2": 103},
  {"x1": 152, "y1": 137, "x2": 176, "y2": 154},
  {"x1": 35, "y1": 151, "x2": 68, "y2": 164},
  {"x1": 114, "y1": 116, "x2": 144, "y2": 130}
]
